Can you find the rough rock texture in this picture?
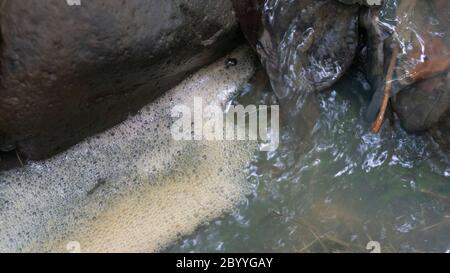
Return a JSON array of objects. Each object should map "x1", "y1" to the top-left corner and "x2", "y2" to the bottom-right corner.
[
  {"x1": 232, "y1": 0, "x2": 359, "y2": 126},
  {"x1": 393, "y1": 73, "x2": 450, "y2": 132},
  {"x1": 358, "y1": 0, "x2": 450, "y2": 134},
  {"x1": 0, "y1": 0, "x2": 241, "y2": 160},
  {"x1": 233, "y1": 0, "x2": 359, "y2": 97},
  {"x1": 389, "y1": 0, "x2": 450, "y2": 135}
]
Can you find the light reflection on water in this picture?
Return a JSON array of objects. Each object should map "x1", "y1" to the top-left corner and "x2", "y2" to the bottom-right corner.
[{"x1": 166, "y1": 67, "x2": 450, "y2": 253}]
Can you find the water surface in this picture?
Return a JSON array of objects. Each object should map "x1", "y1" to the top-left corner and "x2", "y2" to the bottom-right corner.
[{"x1": 166, "y1": 66, "x2": 450, "y2": 253}]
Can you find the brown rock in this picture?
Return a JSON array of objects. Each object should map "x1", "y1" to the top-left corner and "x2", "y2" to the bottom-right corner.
[{"x1": 393, "y1": 73, "x2": 450, "y2": 132}]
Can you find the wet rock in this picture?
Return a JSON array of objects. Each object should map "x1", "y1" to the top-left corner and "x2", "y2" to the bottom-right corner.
[
  {"x1": 362, "y1": 0, "x2": 450, "y2": 133},
  {"x1": 231, "y1": 0, "x2": 263, "y2": 50},
  {"x1": 358, "y1": 7, "x2": 386, "y2": 78},
  {"x1": 358, "y1": 1, "x2": 402, "y2": 122},
  {"x1": 233, "y1": 0, "x2": 359, "y2": 122},
  {"x1": 392, "y1": 0, "x2": 450, "y2": 136},
  {"x1": 393, "y1": 0, "x2": 450, "y2": 88},
  {"x1": 393, "y1": 73, "x2": 449, "y2": 132},
  {"x1": 432, "y1": 0, "x2": 450, "y2": 26},
  {"x1": 338, "y1": 0, "x2": 383, "y2": 7},
  {"x1": 0, "y1": 0, "x2": 241, "y2": 160}
]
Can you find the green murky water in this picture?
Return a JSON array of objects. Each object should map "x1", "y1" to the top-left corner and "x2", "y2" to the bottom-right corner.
[{"x1": 166, "y1": 66, "x2": 450, "y2": 253}]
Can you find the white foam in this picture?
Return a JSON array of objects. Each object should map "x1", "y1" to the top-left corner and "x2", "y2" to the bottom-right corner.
[{"x1": 0, "y1": 46, "x2": 257, "y2": 253}]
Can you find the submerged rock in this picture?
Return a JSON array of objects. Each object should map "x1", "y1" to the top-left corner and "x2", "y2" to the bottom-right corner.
[
  {"x1": 233, "y1": 0, "x2": 449, "y2": 141},
  {"x1": 233, "y1": 0, "x2": 360, "y2": 122},
  {"x1": 0, "y1": 0, "x2": 241, "y2": 160},
  {"x1": 394, "y1": 0, "x2": 450, "y2": 134},
  {"x1": 359, "y1": 0, "x2": 449, "y2": 136},
  {"x1": 393, "y1": 73, "x2": 449, "y2": 132},
  {"x1": 338, "y1": 0, "x2": 383, "y2": 6},
  {"x1": 393, "y1": 0, "x2": 450, "y2": 88}
]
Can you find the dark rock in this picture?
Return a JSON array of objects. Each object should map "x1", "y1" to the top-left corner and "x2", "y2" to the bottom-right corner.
[
  {"x1": 393, "y1": 72, "x2": 449, "y2": 132},
  {"x1": 362, "y1": 0, "x2": 450, "y2": 130},
  {"x1": 231, "y1": 0, "x2": 263, "y2": 51},
  {"x1": 232, "y1": 0, "x2": 359, "y2": 123},
  {"x1": 0, "y1": 0, "x2": 241, "y2": 160},
  {"x1": 233, "y1": 0, "x2": 359, "y2": 96},
  {"x1": 337, "y1": 0, "x2": 383, "y2": 6},
  {"x1": 391, "y1": 0, "x2": 450, "y2": 136}
]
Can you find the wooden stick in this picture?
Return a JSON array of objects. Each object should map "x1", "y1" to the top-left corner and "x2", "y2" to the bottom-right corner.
[
  {"x1": 371, "y1": 0, "x2": 417, "y2": 133},
  {"x1": 371, "y1": 45, "x2": 399, "y2": 133},
  {"x1": 15, "y1": 150, "x2": 24, "y2": 167}
]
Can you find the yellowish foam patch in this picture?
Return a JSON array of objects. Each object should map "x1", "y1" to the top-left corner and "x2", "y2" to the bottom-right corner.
[
  {"x1": 54, "y1": 143, "x2": 253, "y2": 253},
  {"x1": 0, "y1": 47, "x2": 257, "y2": 253}
]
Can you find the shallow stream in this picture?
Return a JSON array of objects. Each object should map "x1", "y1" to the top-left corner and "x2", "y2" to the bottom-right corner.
[{"x1": 167, "y1": 65, "x2": 450, "y2": 253}]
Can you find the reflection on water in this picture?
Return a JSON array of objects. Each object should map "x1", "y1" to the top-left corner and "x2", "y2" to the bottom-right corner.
[{"x1": 166, "y1": 67, "x2": 450, "y2": 253}]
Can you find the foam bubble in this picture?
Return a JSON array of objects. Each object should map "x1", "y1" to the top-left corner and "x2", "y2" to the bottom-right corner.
[{"x1": 0, "y1": 46, "x2": 257, "y2": 252}]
